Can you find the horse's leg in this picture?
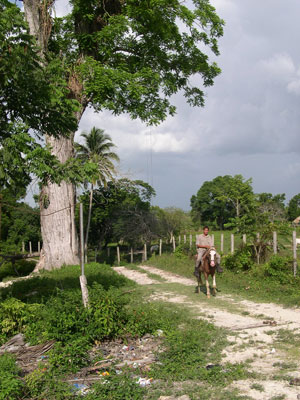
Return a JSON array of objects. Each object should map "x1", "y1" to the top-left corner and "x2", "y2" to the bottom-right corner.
[
  {"x1": 196, "y1": 273, "x2": 200, "y2": 293},
  {"x1": 204, "y1": 272, "x2": 210, "y2": 298},
  {"x1": 212, "y1": 273, "x2": 217, "y2": 296},
  {"x1": 197, "y1": 271, "x2": 204, "y2": 293}
]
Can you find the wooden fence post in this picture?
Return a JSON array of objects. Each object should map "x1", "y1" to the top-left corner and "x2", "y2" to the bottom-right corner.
[
  {"x1": 178, "y1": 235, "x2": 181, "y2": 245},
  {"x1": 231, "y1": 234, "x2": 235, "y2": 254},
  {"x1": 130, "y1": 248, "x2": 134, "y2": 263},
  {"x1": 159, "y1": 239, "x2": 162, "y2": 256},
  {"x1": 144, "y1": 243, "x2": 147, "y2": 261},
  {"x1": 79, "y1": 203, "x2": 89, "y2": 308},
  {"x1": 220, "y1": 233, "x2": 224, "y2": 253},
  {"x1": 273, "y1": 231, "x2": 277, "y2": 254},
  {"x1": 29, "y1": 241, "x2": 32, "y2": 256},
  {"x1": 242, "y1": 234, "x2": 246, "y2": 244},
  {"x1": 212, "y1": 234, "x2": 215, "y2": 246},
  {"x1": 293, "y1": 231, "x2": 297, "y2": 277},
  {"x1": 117, "y1": 246, "x2": 120, "y2": 266},
  {"x1": 184, "y1": 234, "x2": 186, "y2": 244},
  {"x1": 172, "y1": 237, "x2": 176, "y2": 252},
  {"x1": 22, "y1": 242, "x2": 25, "y2": 253},
  {"x1": 189, "y1": 234, "x2": 192, "y2": 250}
]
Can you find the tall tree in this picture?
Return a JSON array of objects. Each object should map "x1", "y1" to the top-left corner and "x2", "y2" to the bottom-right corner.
[
  {"x1": 75, "y1": 127, "x2": 119, "y2": 256},
  {"x1": 191, "y1": 176, "x2": 235, "y2": 229},
  {"x1": 287, "y1": 193, "x2": 300, "y2": 221},
  {"x1": 256, "y1": 193, "x2": 286, "y2": 223},
  {"x1": 10, "y1": 0, "x2": 224, "y2": 269},
  {"x1": 191, "y1": 175, "x2": 255, "y2": 229},
  {"x1": 79, "y1": 179, "x2": 156, "y2": 247}
]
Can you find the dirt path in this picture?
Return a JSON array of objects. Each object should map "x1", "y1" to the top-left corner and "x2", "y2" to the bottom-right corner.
[{"x1": 113, "y1": 264, "x2": 300, "y2": 400}]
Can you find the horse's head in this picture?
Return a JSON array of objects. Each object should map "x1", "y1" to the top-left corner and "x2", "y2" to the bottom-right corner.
[{"x1": 207, "y1": 247, "x2": 217, "y2": 268}]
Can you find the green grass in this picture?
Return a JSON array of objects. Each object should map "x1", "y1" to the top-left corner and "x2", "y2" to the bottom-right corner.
[
  {"x1": 250, "y1": 383, "x2": 264, "y2": 392},
  {"x1": 0, "y1": 262, "x2": 252, "y2": 399},
  {"x1": 145, "y1": 253, "x2": 300, "y2": 307},
  {"x1": 170, "y1": 227, "x2": 300, "y2": 260},
  {"x1": 0, "y1": 259, "x2": 36, "y2": 282}
]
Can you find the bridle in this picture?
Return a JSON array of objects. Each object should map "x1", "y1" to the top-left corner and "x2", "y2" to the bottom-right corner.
[{"x1": 204, "y1": 247, "x2": 217, "y2": 268}]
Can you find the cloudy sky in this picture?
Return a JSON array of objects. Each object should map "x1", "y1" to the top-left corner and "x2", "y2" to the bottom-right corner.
[{"x1": 54, "y1": 1, "x2": 300, "y2": 209}]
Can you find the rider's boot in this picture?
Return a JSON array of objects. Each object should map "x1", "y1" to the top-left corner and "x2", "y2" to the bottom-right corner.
[{"x1": 216, "y1": 264, "x2": 223, "y2": 273}]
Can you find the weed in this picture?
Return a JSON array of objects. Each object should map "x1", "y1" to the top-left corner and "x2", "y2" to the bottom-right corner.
[
  {"x1": 0, "y1": 297, "x2": 41, "y2": 345},
  {"x1": 0, "y1": 353, "x2": 23, "y2": 400},
  {"x1": 85, "y1": 371, "x2": 145, "y2": 400},
  {"x1": 24, "y1": 367, "x2": 73, "y2": 399},
  {"x1": 273, "y1": 361, "x2": 298, "y2": 370},
  {"x1": 250, "y1": 382, "x2": 264, "y2": 392},
  {"x1": 151, "y1": 317, "x2": 248, "y2": 385}
]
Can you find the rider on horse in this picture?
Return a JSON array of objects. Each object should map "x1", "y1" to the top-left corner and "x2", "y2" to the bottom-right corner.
[{"x1": 195, "y1": 226, "x2": 223, "y2": 275}]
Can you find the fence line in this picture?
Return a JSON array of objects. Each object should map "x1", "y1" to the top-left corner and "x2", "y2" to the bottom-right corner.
[
  {"x1": 104, "y1": 230, "x2": 299, "y2": 273},
  {"x1": 9, "y1": 230, "x2": 300, "y2": 274}
]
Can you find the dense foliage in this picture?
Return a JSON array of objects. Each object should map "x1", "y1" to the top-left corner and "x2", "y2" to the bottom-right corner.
[
  {"x1": 287, "y1": 193, "x2": 300, "y2": 221},
  {"x1": 190, "y1": 175, "x2": 255, "y2": 229}
]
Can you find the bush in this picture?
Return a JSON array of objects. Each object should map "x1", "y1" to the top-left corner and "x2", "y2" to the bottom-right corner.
[
  {"x1": 222, "y1": 246, "x2": 254, "y2": 271},
  {"x1": 174, "y1": 242, "x2": 193, "y2": 259},
  {"x1": 85, "y1": 372, "x2": 145, "y2": 400},
  {"x1": 24, "y1": 367, "x2": 73, "y2": 399},
  {"x1": 48, "y1": 337, "x2": 90, "y2": 373},
  {"x1": 263, "y1": 255, "x2": 293, "y2": 284},
  {"x1": 0, "y1": 297, "x2": 41, "y2": 345},
  {"x1": 0, "y1": 353, "x2": 23, "y2": 400}
]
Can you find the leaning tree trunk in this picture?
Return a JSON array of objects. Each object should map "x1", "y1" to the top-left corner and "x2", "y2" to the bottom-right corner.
[{"x1": 24, "y1": 0, "x2": 84, "y2": 270}]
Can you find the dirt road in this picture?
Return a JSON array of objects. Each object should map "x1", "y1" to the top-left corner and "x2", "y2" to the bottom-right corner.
[{"x1": 114, "y1": 264, "x2": 300, "y2": 400}]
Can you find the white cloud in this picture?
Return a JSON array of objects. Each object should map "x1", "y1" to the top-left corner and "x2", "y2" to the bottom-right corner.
[
  {"x1": 287, "y1": 79, "x2": 300, "y2": 95},
  {"x1": 137, "y1": 132, "x2": 193, "y2": 153},
  {"x1": 259, "y1": 53, "x2": 295, "y2": 79}
]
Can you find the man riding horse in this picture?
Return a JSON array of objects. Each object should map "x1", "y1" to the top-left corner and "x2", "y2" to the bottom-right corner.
[{"x1": 195, "y1": 226, "x2": 223, "y2": 276}]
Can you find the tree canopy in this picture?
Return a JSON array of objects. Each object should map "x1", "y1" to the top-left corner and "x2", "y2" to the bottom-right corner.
[
  {"x1": 79, "y1": 179, "x2": 156, "y2": 247},
  {"x1": 287, "y1": 193, "x2": 300, "y2": 221},
  {"x1": 1, "y1": 0, "x2": 225, "y2": 269},
  {"x1": 190, "y1": 175, "x2": 255, "y2": 229}
]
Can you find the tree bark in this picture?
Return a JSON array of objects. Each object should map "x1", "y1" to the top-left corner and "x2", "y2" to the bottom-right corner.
[
  {"x1": 23, "y1": 0, "x2": 86, "y2": 270},
  {"x1": 36, "y1": 132, "x2": 79, "y2": 270}
]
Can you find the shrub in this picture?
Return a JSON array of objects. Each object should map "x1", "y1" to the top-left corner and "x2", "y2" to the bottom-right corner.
[
  {"x1": 0, "y1": 353, "x2": 23, "y2": 400},
  {"x1": 48, "y1": 337, "x2": 90, "y2": 373},
  {"x1": 174, "y1": 243, "x2": 193, "y2": 259},
  {"x1": 0, "y1": 297, "x2": 41, "y2": 345},
  {"x1": 222, "y1": 246, "x2": 254, "y2": 271},
  {"x1": 24, "y1": 367, "x2": 73, "y2": 399},
  {"x1": 263, "y1": 255, "x2": 293, "y2": 284}
]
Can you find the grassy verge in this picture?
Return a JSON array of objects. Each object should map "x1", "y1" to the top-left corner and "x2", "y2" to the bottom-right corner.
[
  {"x1": 145, "y1": 254, "x2": 300, "y2": 307},
  {"x1": 0, "y1": 262, "x2": 250, "y2": 399}
]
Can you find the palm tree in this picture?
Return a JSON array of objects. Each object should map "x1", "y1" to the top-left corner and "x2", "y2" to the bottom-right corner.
[{"x1": 75, "y1": 127, "x2": 119, "y2": 259}]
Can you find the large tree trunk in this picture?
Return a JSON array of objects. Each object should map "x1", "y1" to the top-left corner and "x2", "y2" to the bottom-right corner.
[
  {"x1": 36, "y1": 133, "x2": 79, "y2": 271},
  {"x1": 24, "y1": 0, "x2": 84, "y2": 270}
]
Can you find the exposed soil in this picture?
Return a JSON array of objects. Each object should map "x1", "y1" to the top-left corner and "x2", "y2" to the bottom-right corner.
[{"x1": 114, "y1": 264, "x2": 300, "y2": 400}]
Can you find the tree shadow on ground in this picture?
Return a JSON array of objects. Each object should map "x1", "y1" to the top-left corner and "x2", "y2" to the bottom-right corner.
[{"x1": 0, "y1": 263, "x2": 134, "y2": 304}]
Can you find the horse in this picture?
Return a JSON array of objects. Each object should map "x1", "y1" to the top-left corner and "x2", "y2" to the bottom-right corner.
[{"x1": 196, "y1": 247, "x2": 217, "y2": 298}]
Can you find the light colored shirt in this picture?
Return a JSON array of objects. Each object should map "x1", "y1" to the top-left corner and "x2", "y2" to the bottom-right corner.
[{"x1": 196, "y1": 234, "x2": 213, "y2": 248}]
